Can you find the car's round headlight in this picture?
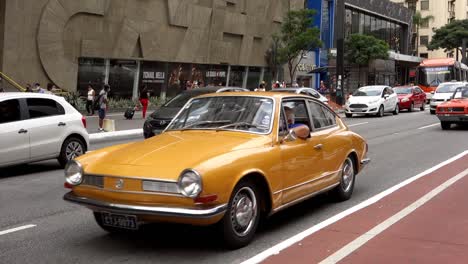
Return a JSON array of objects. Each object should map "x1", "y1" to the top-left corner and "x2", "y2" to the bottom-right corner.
[
  {"x1": 65, "y1": 160, "x2": 83, "y2": 186},
  {"x1": 178, "y1": 170, "x2": 202, "y2": 198},
  {"x1": 402, "y1": 98, "x2": 409, "y2": 102}
]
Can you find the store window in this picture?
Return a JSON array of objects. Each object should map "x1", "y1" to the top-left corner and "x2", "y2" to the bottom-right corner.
[
  {"x1": 108, "y1": 60, "x2": 137, "y2": 98},
  {"x1": 420, "y1": 36, "x2": 429, "y2": 46},
  {"x1": 421, "y1": 0, "x2": 429, "y2": 10},
  {"x1": 77, "y1": 58, "x2": 105, "y2": 96},
  {"x1": 167, "y1": 63, "x2": 192, "y2": 98},
  {"x1": 246, "y1": 67, "x2": 261, "y2": 90},
  {"x1": 205, "y1": 65, "x2": 228, "y2": 86},
  {"x1": 140, "y1": 61, "x2": 168, "y2": 98},
  {"x1": 229, "y1": 66, "x2": 246, "y2": 87}
]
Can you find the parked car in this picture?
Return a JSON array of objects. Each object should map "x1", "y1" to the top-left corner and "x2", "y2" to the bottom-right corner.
[
  {"x1": 430, "y1": 81, "x2": 467, "y2": 114},
  {"x1": 272, "y1": 87, "x2": 329, "y2": 104},
  {"x1": 436, "y1": 86, "x2": 468, "y2": 130},
  {"x1": 393, "y1": 86, "x2": 426, "y2": 112},
  {"x1": 345, "y1": 86, "x2": 399, "y2": 117},
  {"x1": 63, "y1": 92, "x2": 369, "y2": 249},
  {"x1": 143, "y1": 87, "x2": 249, "y2": 138},
  {"x1": 0, "y1": 93, "x2": 89, "y2": 168}
]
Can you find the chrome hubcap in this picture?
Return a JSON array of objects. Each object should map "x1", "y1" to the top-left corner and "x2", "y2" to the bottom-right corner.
[
  {"x1": 66, "y1": 141, "x2": 84, "y2": 160},
  {"x1": 231, "y1": 187, "x2": 257, "y2": 237},
  {"x1": 341, "y1": 158, "x2": 354, "y2": 193}
]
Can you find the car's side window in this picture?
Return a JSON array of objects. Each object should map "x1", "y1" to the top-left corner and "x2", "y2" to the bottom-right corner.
[
  {"x1": 281, "y1": 100, "x2": 312, "y2": 131},
  {"x1": 309, "y1": 101, "x2": 337, "y2": 129},
  {"x1": 26, "y1": 98, "x2": 63, "y2": 119},
  {"x1": 0, "y1": 99, "x2": 22, "y2": 124}
]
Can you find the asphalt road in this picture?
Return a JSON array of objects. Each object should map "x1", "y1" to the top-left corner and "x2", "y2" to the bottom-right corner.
[{"x1": 1, "y1": 109, "x2": 467, "y2": 264}]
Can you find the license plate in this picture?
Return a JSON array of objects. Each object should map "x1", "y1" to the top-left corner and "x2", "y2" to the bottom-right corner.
[{"x1": 101, "y1": 212, "x2": 138, "y2": 230}]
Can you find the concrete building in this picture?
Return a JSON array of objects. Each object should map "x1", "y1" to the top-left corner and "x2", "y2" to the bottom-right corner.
[
  {"x1": 0, "y1": 0, "x2": 305, "y2": 98},
  {"x1": 391, "y1": 0, "x2": 468, "y2": 59}
]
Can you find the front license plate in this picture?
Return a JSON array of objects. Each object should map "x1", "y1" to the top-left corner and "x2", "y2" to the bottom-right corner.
[{"x1": 101, "y1": 212, "x2": 138, "y2": 230}]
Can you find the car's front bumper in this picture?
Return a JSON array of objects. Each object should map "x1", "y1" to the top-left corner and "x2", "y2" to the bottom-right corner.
[
  {"x1": 437, "y1": 114, "x2": 468, "y2": 122},
  {"x1": 430, "y1": 101, "x2": 446, "y2": 111},
  {"x1": 345, "y1": 104, "x2": 379, "y2": 114},
  {"x1": 63, "y1": 192, "x2": 227, "y2": 219}
]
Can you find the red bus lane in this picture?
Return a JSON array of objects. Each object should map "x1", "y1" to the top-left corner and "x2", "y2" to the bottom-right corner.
[{"x1": 262, "y1": 153, "x2": 468, "y2": 264}]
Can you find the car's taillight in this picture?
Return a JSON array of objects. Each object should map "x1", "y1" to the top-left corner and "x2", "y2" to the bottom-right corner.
[{"x1": 81, "y1": 116, "x2": 87, "y2": 128}]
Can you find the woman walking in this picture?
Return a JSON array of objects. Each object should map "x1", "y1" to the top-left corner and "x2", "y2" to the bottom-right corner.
[
  {"x1": 139, "y1": 85, "x2": 150, "y2": 119},
  {"x1": 86, "y1": 84, "x2": 95, "y2": 115}
]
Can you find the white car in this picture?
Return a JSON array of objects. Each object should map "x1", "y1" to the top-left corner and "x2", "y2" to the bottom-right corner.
[
  {"x1": 429, "y1": 82, "x2": 467, "y2": 114},
  {"x1": 345, "y1": 86, "x2": 399, "y2": 118},
  {"x1": 273, "y1": 88, "x2": 329, "y2": 104},
  {"x1": 0, "y1": 93, "x2": 89, "y2": 168}
]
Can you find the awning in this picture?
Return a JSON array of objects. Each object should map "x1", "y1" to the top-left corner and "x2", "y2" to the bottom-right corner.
[{"x1": 388, "y1": 51, "x2": 423, "y2": 64}]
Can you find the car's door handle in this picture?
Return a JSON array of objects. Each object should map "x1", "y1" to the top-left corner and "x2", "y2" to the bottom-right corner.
[
  {"x1": 58, "y1": 122, "x2": 66, "y2": 127},
  {"x1": 314, "y1": 144, "x2": 323, "y2": 150},
  {"x1": 18, "y1": 129, "x2": 28, "y2": 134}
]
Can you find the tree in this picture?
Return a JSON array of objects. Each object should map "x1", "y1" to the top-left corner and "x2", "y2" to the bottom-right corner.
[
  {"x1": 428, "y1": 19, "x2": 468, "y2": 64},
  {"x1": 345, "y1": 34, "x2": 390, "y2": 87},
  {"x1": 271, "y1": 9, "x2": 322, "y2": 84},
  {"x1": 265, "y1": 35, "x2": 281, "y2": 82},
  {"x1": 412, "y1": 11, "x2": 434, "y2": 56}
]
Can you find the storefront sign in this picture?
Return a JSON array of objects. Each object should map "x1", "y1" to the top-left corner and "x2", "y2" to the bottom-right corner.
[
  {"x1": 142, "y1": 71, "x2": 165, "y2": 83},
  {"x1": 297, "y1": 63, "x2": 317, "y2": 73},
  {"x1": 206, "y1": 71, "x2": 226, "y2": 78}
]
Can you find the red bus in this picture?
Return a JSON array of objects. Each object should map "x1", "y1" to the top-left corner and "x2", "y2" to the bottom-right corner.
[{"x1": 416, "y1": 58, "x2": 468, "y2": 99}]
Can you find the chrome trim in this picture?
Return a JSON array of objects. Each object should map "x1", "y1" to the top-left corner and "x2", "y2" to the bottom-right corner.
[
  {"x1": 85, "y1": 174, "x2": 177, "y2": 183},
  {"x1": 63, "y1": 192, "x2": 227, "y2": 218},
  {"x1": 361, "y1": 158, "x2": 371, "y2": 166},
  {"x1": 80, "y1": 185, "x2": 185, "y2": 197},
  {"x1": 272, "y1": 170, "x2": 340, "y2": 195},
  {"x1": 178, "y1": 169, "x2": 203, "y2": 198},
  {"x1": 271, "y1": 183, "x2": 340, "y2": 215},
  {"x1": 65, "y1": 160, "x2": 84, "y2": 186}
]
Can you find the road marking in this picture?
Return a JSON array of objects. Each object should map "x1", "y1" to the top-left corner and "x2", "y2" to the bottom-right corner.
[
  {"x1": 347, "y1": 122, "x2": 369, "y2": 128},
  {"x1": 241, "y1": 150, "x2": 468, "y2": 264},
  {"x1": 418, "y1": 123, "x2": 439, "y2": 130},
  {"x1": 320, "y1": 168, "x2": 468, "y2": 264},
  {"x1": 0, "y1": 224, "x2": 36, "y2": 236}
]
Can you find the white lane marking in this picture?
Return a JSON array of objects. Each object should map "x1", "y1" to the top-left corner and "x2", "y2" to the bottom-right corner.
[
  {"x1": 0, "y1": 224, "x2": 36, "y2": 236},
  {"x1": 241, "y1": 150, "x2": 468, "y2": 264},
  {"x1": 320, "y1": 168, "x2": 468, "y2": 264},
  {"x1": 418, "y1": 123, "x2": 440, "y2": 130},
  {"x1": 347, "y1": 122, "x2": 369, "y2": 128}
]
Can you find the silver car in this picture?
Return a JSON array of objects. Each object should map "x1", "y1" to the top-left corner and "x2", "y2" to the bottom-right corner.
[{"x1": 273, "y1": 88, "x2": 329, "y2": 104}]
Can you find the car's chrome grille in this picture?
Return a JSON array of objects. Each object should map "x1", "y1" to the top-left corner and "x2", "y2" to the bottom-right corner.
[
  {"x1": 349, "y1": 104, "x2": 368, "y2": 108},
  {"x1": 142, "y1": 180, "x2": 179, "y2": 194},
  {"x1": 82, "y1": 175, "x2": 104, "y2": 188},
  {"x1": 148, "y1": 119, "x2": 171, "y2": 129},
  {"x1": 438, "y1": 107, "x2": 465, "y2": 112}
]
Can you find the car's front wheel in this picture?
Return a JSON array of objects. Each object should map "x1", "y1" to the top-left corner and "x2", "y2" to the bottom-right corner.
[
  {"x1": 393, "y1": 104, "x2": 399, "y2": 115},
  {"x1": 441, "y1": 121, "x2": 451, "y2": 130},
  {"x1": 220, "y1": 180, "x2": 260, "y2": 249},
  {"x1": 420, "y1": 102, "x2": 425, "y2": 111},
  {"x1": 377, "y1": 105, "x2": 384, "y2": 117},
  {"x1": 430, "y1": 110, "x2": 436, "y2": 115},
  {"x1": 409, "y1": 102, "x2": 414, "y2": 112},
  {"x1": 58, "y1": 137, "x2": 86, "y2": 167},
  {"x1": 331, "y1": 156, "x2": 356, "y2": 201},
  {"x1": 345, "y1": 113, "x2": 353, "y2": 118}
]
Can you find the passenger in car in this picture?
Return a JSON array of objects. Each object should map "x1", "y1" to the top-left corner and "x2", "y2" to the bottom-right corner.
[{"x1": 284, "y1": 107, "x2": 303, "y2": 129}]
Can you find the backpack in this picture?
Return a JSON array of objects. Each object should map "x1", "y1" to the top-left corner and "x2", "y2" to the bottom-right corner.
[
  {"x1": 124, "y1": 108, "x2": 135, "y2": 120},
  {"x1": 93, "y1": 94, "x2": 103, "y2": 111}
]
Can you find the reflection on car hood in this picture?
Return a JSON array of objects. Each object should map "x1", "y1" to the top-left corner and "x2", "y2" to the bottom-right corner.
[
  {"x1": 433, "y1": 93, "x2": 454, "y2": 100},
  {"x1": 348, "y1": 96, "x2": 381, "y2": 104},
  {"x1": 85, "y1": 131, "x2": 271, "y2": 180},
  {"x1": 439, "y1": 98, "x2": 468, "y2": 107},
  {"x1": 150, "y1": 107, "x2": 180, "y2": 120}
]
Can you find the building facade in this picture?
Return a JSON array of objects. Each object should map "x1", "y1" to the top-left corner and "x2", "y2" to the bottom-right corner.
[
  {"x1": 391, "y1": 0, "x2": 468, "y2": 59},
  {"x1": 0, "y1": 0, "x2": 305, "y2": 98}
]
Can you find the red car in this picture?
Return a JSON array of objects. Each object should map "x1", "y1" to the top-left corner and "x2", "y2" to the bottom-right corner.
[
  {"x1": 393, "y1": 86, "x2": 426, "y2": 112},
  {"x1": 436, "y1": 86, "x2": 468, "y2": 130}
]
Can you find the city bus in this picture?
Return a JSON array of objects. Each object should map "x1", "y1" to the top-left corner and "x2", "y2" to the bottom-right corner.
[{"x1": 416, "y1": 58, "x2": 468, "y2": 100}]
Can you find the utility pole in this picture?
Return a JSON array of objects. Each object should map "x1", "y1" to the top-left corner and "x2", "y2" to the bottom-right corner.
[{"x1": 335, "y1": 0, "x2": 345, "y2": 105}]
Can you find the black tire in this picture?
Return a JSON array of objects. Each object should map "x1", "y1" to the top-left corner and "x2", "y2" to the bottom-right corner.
[
  {"x1": 331, "y1": 156, "x2": 356, "y2": 201},
  {"x1": 93, "y1": 212, "x2": 137, "y2": 234},
  {"x1": 430, "y1": 110, "x2": 436, "y2": 115},
  {"x1": 377, "y1": 105, "x2": 384, "y2": 117},
  {"x1": 220, "y1": 180, "x2": 261, "y2": 249},
  {"x1": 58, "y1": 136, "x2": 86, "y2": 167},
  {"x1": 409, "y1": 102, "x2": 414, "y2": 112},
  {"x1": 345, "y1": 113, "x2": 353, "y2": 118},
  {"x1": 441, "y1": 122, "x2": 451, "y2": 130},
  {"x1": 420, "y1": 102, "x2": 425, "y2": 111},
  {"x1": 393, "y1": 104, "x2": 399, "y2": 115}
]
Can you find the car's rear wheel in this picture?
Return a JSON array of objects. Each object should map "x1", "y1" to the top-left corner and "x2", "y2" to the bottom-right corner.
[
  {"x1": 409, "y1": 102, "x2": 414, "y2": 112},
  {"x1": 93, "y1": 212, "x2": 137, "y2": 234},
  {"x1": 220, "y1": 180, "x2": 260, "y2": 249},
  {"x1": 58, "y1": 137, "x2": 86, "y2": 167},
  {"x1": 420, "y1": 102, "x2": 425, "y2": 111},
  {"x1": 430, "y1": 110, "x2": 436, "y2": 115},
  {"x1": 377, "y1": 105, "x2": 384, "y2": 117},
  {"x1": 393, "y1": 104, "x2": 399, "y2": 115},
  {"x1": 441, "y1": 121, "x2": 451, "y2": 130},
  {"x1": 345, "y1": 113, "x2": 353, "y2": 118},
  {"x1": 331, "y1": 156, "x2": 356, "y2": 201}
]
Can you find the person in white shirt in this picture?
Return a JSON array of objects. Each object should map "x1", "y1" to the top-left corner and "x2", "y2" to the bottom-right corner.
[
  {"x1": 86, "y1": 84, "x2": 95, "y2": 115},
  {"x1": 98, "y1": 85, "x2": 110, "y2": 132}
]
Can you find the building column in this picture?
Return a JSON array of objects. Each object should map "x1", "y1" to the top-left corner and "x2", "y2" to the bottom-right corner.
[
  {"x1": 226, "y1": 65, "x2": 231, "y2": 87},
  {"x1": 104, "y1": 59, "x2": 110, "y2": 85},
  {"x1": 243, "y1": 66, "x2": 249, "y2": 89},
  {"x1": 259, "y1": 67, "x2": 265, "y2": 85},
  {"x1": 132, "y1": 60, "x2": 141, "y2": 100}
]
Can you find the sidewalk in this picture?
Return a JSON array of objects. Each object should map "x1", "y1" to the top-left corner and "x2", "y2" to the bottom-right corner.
[
  {"x1": 258, "y1": 151, "x2": 468, "y2": 264},
  {"x1": 85, "y1": 112, "x2": 145, "y2": 143}
]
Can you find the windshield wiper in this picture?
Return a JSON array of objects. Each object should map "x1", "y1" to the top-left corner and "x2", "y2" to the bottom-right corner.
[
  {"x1": 216, "y1": 122, "x2": 265, "y2": 131},
  {"x1": 180, "y1": 120, "x2": 231, "y2": 131}
]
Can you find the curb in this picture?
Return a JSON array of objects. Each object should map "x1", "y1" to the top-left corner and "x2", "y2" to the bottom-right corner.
[{"x1": 89, "y1": 129, "x2": 143, "y2": 144}]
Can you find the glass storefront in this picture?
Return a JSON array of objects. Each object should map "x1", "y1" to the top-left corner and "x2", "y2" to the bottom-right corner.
[
  {"x1": 229, "y1": 66, "x2": 246, "y2": 87},
  {"x1": 109, "y1": 60, "x2": 137, "y2": 98},
  {"x1": 140, "y1": 61, "x2": 167, "y2": 98},
  {"x1": 77, "y1": 58, "x2": 105, "y2": 96},
  {"x1": 167, "y1": 63, "x2": 191, "y2": 98},
  {"x1": 246, "y1": 67, "x2": 261, "y2": 90}
]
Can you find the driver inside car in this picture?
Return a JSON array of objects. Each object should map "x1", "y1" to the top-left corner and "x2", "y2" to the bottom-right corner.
[{"x1": 284, "y1": 106, "x2": 303, "y2": 129}]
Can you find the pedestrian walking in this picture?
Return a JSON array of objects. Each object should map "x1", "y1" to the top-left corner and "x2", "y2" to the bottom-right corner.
[
  {"x1": 45, "y1": 83, "x2": 54, "y2": 94},
  {"x1": 0, "y1": 87, "x2": 4, "y2": 93},
  {"x1": 25, "y1": 84, "x2": 33, "y2": 92},
  {"x1": 97, "y1": 84, "x2": 110, "y2": 132},
  {"x1": 35, "y1": 83, "x2": 45, "y2": 93},
  {"x1": 254, "y1": 83, "x2": 266, "y2": 92},
  {"x1": 139, "y1": 85, "x2": 150, "y2": 119},
  {"x1": 86, "y1": 84, "x2": 95, "y2": 116}
]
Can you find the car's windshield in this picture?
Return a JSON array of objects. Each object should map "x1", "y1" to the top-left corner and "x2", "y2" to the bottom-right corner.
[
  {"x1": 393, "y1": 87, "x2": 412, "y2": 94},
  {"x1": 452, "y1": 87, "x2": 468, "y2": 99},
  {"x1": 417, "y1": 67, "x2": 453, "y2": 87},
  {"x1": 352, "y1": 87, "x2": 383, "y2": 96},
  {"x1": 167, "y1": 96, "x2": 274, "y2": 134},
  {"x1": 437, "y1": 83, "x2": 463, "y2": 93},
  {"x1": 163, "y1": 91, "x2": 209, "y2": 108}
]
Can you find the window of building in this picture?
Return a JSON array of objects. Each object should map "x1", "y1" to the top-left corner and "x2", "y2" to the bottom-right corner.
[
  {"x1": 420, "y1": 35, "x2": 429, "y2": 46},
  {"x1": 109, "y1": 60, "x2": 137, "y2": 98},
  {"x1": 77, "y1": 58, "x2": 105, "y2": 96},
  {"x1": 351, "y1": 11, "x2": 360, "y2": 34},
  {"x1": 140, "y1": 61, "x2": 168, "y2": 98},
  {"x1": 421, "y1": 0, "x2": 429, "y2": 10},
  {"x1": 420, "y1": 53, "x2": 429, "y2": 58},
  {"x1": 421, "y1": 20, "x2": 429, "y2": 28}
]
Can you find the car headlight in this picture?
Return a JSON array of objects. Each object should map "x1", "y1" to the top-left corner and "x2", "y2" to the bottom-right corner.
[
  {"x1": 178, "y1": 170, "x2": 202, "y2": 198},
  {"x1": 401, "y1": 98, "x2": 409, "y2": 102},
  {"x1": 65, "y1": 160, "x2": 83, "y2": 186}
]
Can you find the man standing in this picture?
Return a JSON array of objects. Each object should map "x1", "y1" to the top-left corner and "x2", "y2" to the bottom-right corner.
[
  {"x1": 35, "y1": 83, "x2": 45, "y2": 93},
  {"x1": 98, "y1": 85, "x2": 110, "y2": 132},
  {"x1": 86, "y1": 84, "x2": 95, "y2": 116}
]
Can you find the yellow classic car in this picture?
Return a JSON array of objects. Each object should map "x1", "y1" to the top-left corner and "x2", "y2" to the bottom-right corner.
[{"x1": 63, "y1": 92, "x2": 369, "y2": 248}]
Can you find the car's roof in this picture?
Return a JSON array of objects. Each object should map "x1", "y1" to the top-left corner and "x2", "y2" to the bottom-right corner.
[
  {"x1": 195, "y1": 91, "x2": 320, "y2": 100},
  {"x1": 183, "y1": 86, "x2": 247, "y2": 93},
  {"x1": 0, "y1": 92, "x2": 65, "y2": 100},
  {"x1": 274, "y1": 87, "x2": 313, "y2": 91},
  {"x1": 393, "y1": 86, "x2": 418, "y2": 89}
]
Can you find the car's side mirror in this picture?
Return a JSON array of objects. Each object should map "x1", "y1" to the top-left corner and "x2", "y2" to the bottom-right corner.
[{"x1": 384, "y1": 94, "x2": 390, "y2": 99}]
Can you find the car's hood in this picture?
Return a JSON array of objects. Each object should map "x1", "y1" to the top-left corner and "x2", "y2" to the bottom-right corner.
[
  {"x1": 439, "y1": 98, "x2": 468, "y2": 107},
  {"x1": 81, "y1": 131, "x2": 271, "y2": 180},
  {"x1": 150, "y1": 107, "x2": 180, "y2": 120},
  {"x1": 348, "y1": 96, "x2": 381, "y2": 104},
  {"x1": 397, "y1": 94, "x2": 411, "y2": 99},
  {"x1": 433, "y1": 93, "x2": 453, "y2": 100}
]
